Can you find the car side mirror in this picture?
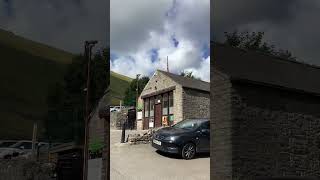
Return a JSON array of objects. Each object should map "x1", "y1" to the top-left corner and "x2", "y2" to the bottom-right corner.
[{"x1": 19, "y1": 146, "x2": 24, "y2": 150}]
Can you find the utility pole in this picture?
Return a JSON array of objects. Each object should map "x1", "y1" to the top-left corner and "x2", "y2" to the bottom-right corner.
[
  {"x1": 167, "y1": 56, "x2": 169, "y2": 72},
  {"x1": 83, "y1": 40, "x2": 98, "y2": 180},
  {"x1": 31, "y1": 121, "x2": 38, "y2": 160},
  {"x1": 136, "y1": 74, "x2": 141, "y2": 110}
]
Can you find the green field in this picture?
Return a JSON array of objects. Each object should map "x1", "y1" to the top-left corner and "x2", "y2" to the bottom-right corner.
[{"x1": 0, "y1": 29, "x2": 131, "y2": 140}]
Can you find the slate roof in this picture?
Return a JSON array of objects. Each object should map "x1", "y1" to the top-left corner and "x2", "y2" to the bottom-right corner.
[
  {"x1": 158, "y1": 70, "x2": 210, "y2": 92},
  {"x1": 213, "y1": 42, "x2": 320, "y2": 95}
]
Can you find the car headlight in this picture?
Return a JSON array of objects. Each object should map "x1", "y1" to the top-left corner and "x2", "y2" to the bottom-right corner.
[{"x1": 165, "y1": 136, "x2": 177, "y2": 142}]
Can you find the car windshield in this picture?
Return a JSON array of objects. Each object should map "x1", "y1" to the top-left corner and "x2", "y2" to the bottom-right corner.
[
  {"x1": 10, "y1": 142, "x2": 33, "y2": 149},
  {"x1": 0, "y1": 141, "x2": 17, "y2": 148},
  {"x1": 172, "y1": 119, "x2": 201, "y2": 130}
]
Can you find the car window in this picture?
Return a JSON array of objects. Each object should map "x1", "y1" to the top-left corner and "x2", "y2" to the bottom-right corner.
[
  {"x1": 173, "y1": 120, "x2": 201, "y2": 130},
  {"x1": 0, "y1": 141, "x2": 17, "y2": 147},
  {"x1": 201, "y1": 121, "x2": 210, "y2": 130},
  {"x1": 13, "y1": 142, "x2": 33, "y2": 149}
]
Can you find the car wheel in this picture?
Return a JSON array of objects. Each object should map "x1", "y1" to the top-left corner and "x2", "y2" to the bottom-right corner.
[{"x1": 181, "y1": 143, "x2": 196, "y2": 160}]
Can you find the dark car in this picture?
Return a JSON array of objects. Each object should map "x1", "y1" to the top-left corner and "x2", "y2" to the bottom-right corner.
[{"x1": 151, "y1": 118, "x2": 210, "y2": 160}]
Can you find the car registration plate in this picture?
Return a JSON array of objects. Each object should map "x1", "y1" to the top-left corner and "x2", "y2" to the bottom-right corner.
[{"x1": 153, "y1": 139, "x2": 161, "y2": 146}]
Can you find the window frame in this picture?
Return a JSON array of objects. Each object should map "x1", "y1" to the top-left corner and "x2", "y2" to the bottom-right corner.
[
  {"x1": 144, "y1": 98, "x2": 149, "y2": 118},
  {"x1": 169, "y1": 91, "x2": 174, "y2": 115},
  {"x1": 162, "y1": 93, "x2": 169, "y2": 115},
  {"x1": 150, "y1": 97, "x2": 155, "y2": 117}
]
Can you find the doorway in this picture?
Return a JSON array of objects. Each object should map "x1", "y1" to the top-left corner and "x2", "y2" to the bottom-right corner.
[{"x1": 154, "y1": 103, "x2": 162, "y2": 128}]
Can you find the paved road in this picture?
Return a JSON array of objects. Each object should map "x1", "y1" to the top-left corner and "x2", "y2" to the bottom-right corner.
[
  {"x1": 88, "y1": 158, "x2": 102, "y2": 180},
  {"x1": 110, "y1": 129, "x2": 210, "y2": 180}
]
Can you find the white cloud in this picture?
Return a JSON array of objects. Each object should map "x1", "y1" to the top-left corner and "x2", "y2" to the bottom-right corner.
[
  {"x1": 111, "y1": 0, "x2": 172, "y2": 54},
  {"x1": 111, "y1": 0, "x2": 210, "y2": 82},
  {"x1": 185, "y1": 56, "x2": 210, "y2": 82}
]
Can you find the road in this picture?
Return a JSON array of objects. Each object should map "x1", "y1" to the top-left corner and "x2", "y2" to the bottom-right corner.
[{"x1": 110, "y1": 129, "x2": 210, "y2": 180}]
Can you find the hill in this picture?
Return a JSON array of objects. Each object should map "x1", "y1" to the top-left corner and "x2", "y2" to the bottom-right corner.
[
  {"x1": 0, "y1": 29, "x2": 74, "y2": 140},
  {"x1": 110, "y1": 71, "x2": 133, "y2": 105},
  {"x1": 0, "y1": 29, "x2": 132, "y2": 140}
]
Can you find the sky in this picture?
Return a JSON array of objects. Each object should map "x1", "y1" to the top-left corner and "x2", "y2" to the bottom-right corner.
[
  {"x1": 110, "y1": 0, "x2": 210, "y2": 82},
  {"x1": 213, "y1": 0, "x2": 320, "y2": 66},
  {"x1": 0, "y1": 0, "x2": 108, "y2": 53}
]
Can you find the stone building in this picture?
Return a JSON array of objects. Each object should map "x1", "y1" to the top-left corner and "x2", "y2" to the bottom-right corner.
[
  {"x1": 211, "y1": 42, "x2": 320, "y2": 179},
  {"x1": 137, "y1": 70, "x2": 210, "y2": 130}
]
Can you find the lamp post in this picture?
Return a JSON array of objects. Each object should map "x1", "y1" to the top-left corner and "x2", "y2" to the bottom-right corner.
[
  {"x1": 83, "y1": 40, "x2": 98, "y2": 180},
  {"x1": 136, "y1": 74, "x2": 141, "y2": 110}
]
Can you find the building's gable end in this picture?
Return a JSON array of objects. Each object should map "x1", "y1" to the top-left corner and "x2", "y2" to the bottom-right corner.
[{"x1": 140, "y1": 70, "x2": 180, "y2": 98}]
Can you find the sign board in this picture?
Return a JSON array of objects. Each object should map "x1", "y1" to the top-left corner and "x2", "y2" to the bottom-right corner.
[
  {"x1": 137, "y1": 112, "x2": 142, "y2": 120},
  {"x1": 149, "y1": 122, "x2": 154, "y2": 128},
  {"x1": 162, "y1": 116, "x2": 168, "y2": 126}
]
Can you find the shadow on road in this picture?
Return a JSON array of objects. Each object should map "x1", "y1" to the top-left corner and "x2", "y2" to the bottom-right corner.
[{"x1": 155, "y1": 150, "x2": 210, "y2": 159}]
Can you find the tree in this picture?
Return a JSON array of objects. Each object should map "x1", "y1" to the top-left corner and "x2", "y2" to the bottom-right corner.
[
  {"x1": 123, "y1": 76, "x2": 149, "y2": 106},
  {"x1": 180, "y1": 70, "x2": 201, "y2": 80},
  {"x1": 46, "y1": 48, "x2": 109, "y2": 144},
  {"x1": 224, "y1": 31, "x2": 296, "y2": 61}
]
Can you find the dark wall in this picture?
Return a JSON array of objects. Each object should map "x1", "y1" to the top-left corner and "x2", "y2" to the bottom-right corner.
[
  {"x1": 211, "y1": 70, "x2": 233, "y2": 180},
  {"x1": 231, "y1": 81, "x2": 320, "y2": 179}
]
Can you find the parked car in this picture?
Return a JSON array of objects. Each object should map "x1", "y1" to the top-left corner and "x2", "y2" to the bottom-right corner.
[
  {"x1": 0, "y1": 140, "x2": 47, "y2": 159},
  {"x1": 0, "y1": 140, "x2": 18, "y2": 148},
  {"x1": 151, "y1": 118, "x2": 210, "y2": 160},
  {"x1": 0, "y1": 140, "x2": 28, "y2": 159}
]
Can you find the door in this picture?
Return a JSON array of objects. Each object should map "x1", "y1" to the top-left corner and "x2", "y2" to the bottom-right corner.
[
  {"x1": 143, "y1": 118, "x2": 149, "y2": 130},
  {"x1": 154, "y1": 104, "x2": 162, "y2": 128},
  {"x1": 197, "y1": 121, "x2": 210, "y2": 152},
  {"x1": 127, "y1": 109, "x2": 136, "y2": 130}
]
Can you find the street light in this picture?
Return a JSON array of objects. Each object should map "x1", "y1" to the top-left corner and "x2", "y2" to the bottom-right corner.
[{"x1": 83, "y1": 40, "x2": 98, "y2": 180}]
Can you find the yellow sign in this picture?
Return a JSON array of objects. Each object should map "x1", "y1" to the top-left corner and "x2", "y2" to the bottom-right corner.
[{"x1": 162, "y1": 116, "x2": 168, "y2": 126}]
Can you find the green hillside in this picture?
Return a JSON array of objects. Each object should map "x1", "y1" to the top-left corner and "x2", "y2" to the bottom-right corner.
[
  {"x1": 0, "y1": 29, "x2": 73, "y2": 64},
  {"x1": 0, "y1": 29, "x2": 132, "y2": 140},
  {"x1": 110, "y1": 71, "x2": 133, "y2": 105},
  {"x1": 0, "y1": 30, "x2": 74, "y2": 140}
]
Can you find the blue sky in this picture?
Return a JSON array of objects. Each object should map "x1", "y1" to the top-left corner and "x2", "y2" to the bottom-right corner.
[{"x1": 110, "y1": 0, "x2": 210, "y2": 81}]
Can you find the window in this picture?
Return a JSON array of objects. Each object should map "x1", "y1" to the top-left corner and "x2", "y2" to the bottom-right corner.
[
  {"x1": 172, "y1": 119, "x2": 201, "y2": 130},
  {"x1": 162, "y1": 93, "x2": 168, "y2": 115},
  {"x1": 169, "y1": 91, "x2": 174, "y2": 114},
  {"x1": 156, "y1": 95, "x2": 162, "y2": 104},
  {"x1": 12, "y1": 142, "x2": 33, "y2": 149},
  {"x1": 144, "y1": 98, "x2": 149, "y2": 117},
  {"x1": 0, "y1": 141, "x2": 17, "y2": 148},
  {"x1": 150, "y1": 97, "x2": 154, "y2": 117},
  {"x1": 201, "y1": 121, "x2": 210, "y2": 130}
]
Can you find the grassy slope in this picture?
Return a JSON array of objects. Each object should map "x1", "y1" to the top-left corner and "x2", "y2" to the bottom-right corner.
[
  {"x1": 110, "y1": 71, "x2": 132, "y2": 105},
  {"x1": 0, "y1": 29, "x2": 132, "y2": 139},
  {"x1": 0, "y1": 42, "x2": 69, "y2": 140},
  {"x1": 0, "y1": 29, "x2": 73, "y2": 64}
]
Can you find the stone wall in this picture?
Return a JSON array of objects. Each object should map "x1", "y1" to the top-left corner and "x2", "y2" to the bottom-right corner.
[
  {"x1": 173, "y1": 86, "x2": 184, "y2": 123},
  {"x1": 211, "y1": 70, "x2": 233, "y2": 180},
  {"x1": 182, "y1": 88, "x2": 210, "y2": 120},
  {"x1": 231, "y1": 81, "x2": 320, "y2": 179},
  {"x1": 0, "y1": 158, "x2": 53, "y2": 180}
]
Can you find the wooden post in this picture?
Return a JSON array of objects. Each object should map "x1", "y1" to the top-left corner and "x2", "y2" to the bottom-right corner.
[{"x1": 32, "y1": 121, "x2": 38, "y2": 159}]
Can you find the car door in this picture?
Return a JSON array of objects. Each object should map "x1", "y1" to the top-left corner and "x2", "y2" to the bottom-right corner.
[{"x1": 196, "y1": 121, "x2": 210, "y2": 152}]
